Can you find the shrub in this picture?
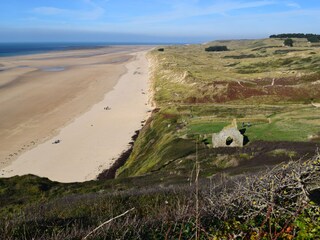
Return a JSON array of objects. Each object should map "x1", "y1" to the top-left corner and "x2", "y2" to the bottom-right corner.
[
  {"x1": 307, "y1": 35, "x2": 320, "y2": 43},
  {"x1": 205, "y1": 46, "x2": 228, "y2": 52},
  {"x1": 284, "y1": 38, "x2": 294, "y2": 47}
]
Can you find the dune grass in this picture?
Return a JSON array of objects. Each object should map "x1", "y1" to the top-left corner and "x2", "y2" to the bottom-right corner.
[{"x1": 118, "y1": 38, "x2": 320, "y2": 179}]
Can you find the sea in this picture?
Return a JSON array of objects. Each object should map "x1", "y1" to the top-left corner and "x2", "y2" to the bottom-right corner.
[{"x1": 0, "y1": 42, "x2": 165, "y2": 57}]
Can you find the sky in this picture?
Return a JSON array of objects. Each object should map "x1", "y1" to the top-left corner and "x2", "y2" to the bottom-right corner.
[{"x1": 1, "y1": 0, "x2": 320, "y2": 43}]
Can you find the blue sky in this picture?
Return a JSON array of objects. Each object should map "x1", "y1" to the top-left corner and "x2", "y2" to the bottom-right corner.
[{"x1": 1, "y1": 0, "x2": 320, "y2": 42}]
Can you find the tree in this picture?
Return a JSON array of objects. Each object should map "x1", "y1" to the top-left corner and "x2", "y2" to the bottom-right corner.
[{"x1": 284, "y1": 38, "x2": 293, "y2": 47}]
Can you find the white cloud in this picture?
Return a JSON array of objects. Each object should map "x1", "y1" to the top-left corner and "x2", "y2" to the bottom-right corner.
[
  {"x1": 33, "y1": 0, "x2": 105, "y2": 20},
  {"x1": 286, "y1": 2, "x2": 301, "y2": 8},
  {"x1": 33, "y1": 7, "x2": 66, "y2": 16},
  {"x1": 128, "y1": 0, "x2": 276, "y2": 24}
]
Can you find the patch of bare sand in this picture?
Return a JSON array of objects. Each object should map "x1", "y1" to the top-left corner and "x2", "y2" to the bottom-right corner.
[{"x1": 0, "y1": 47, "x2": 153, "y2": 182}]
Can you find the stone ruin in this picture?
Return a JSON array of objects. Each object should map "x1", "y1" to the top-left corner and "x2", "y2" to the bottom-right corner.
[{"x1": 212, "y1": 119, "x2": 244, "y2": 148}]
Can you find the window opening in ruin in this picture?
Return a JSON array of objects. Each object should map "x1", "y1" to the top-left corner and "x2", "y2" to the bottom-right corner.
[{"x1": 226, "y1": 136, "x2": 233, "y2": 146}]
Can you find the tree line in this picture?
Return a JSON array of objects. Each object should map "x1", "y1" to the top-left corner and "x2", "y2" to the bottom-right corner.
[{"x1": 270, "y1": 33, "x2": 320, "y2": 43}]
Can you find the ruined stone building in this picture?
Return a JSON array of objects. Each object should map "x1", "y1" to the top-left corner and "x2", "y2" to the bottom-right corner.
[{"x1": 212, "y1": 119, "x2": 244, "y2": 148}]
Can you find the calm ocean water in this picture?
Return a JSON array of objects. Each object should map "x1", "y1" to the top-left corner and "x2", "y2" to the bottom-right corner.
[{"x1": 0, "y1": 42, "x2": 161, "y2": 57}]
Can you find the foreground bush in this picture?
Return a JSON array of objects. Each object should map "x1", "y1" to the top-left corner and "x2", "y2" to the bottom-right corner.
[{"x1": 0, "y1": 153, "x2": 319, "y2": 239}]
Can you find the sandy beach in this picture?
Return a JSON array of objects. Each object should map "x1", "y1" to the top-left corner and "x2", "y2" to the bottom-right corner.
[{"x1": 0, "y1": 46, "x2": 153, "y2": 182}]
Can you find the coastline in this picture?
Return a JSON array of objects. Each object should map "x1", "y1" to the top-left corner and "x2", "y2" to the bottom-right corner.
[
  {"x1": 0, "y1": 47, "x2": 153, "y2": 182},
  {"x1": 97, "y1": 51, "x2": 157, "y2": 180},
  {"x1": 0, "y1": 43, "x2": 160, "y2": 58}
]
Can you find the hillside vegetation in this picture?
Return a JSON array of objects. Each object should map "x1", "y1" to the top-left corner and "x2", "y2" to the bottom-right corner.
[
  {"x1": 1, "y1": 38, "x2": 320, "y2": 239},
  {"x1": 118, "y1": 38, "x2": 320, "y2": 178}
]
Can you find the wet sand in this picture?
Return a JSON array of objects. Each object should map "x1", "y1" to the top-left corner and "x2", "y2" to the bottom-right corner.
[{"x1": 0, "y1": 46, "x2": 153, "y2": 182}]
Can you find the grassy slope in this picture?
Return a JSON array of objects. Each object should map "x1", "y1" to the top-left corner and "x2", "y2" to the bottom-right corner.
[{"x1": 117, "y1": 38, "x2": 320, "y2": 178}]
